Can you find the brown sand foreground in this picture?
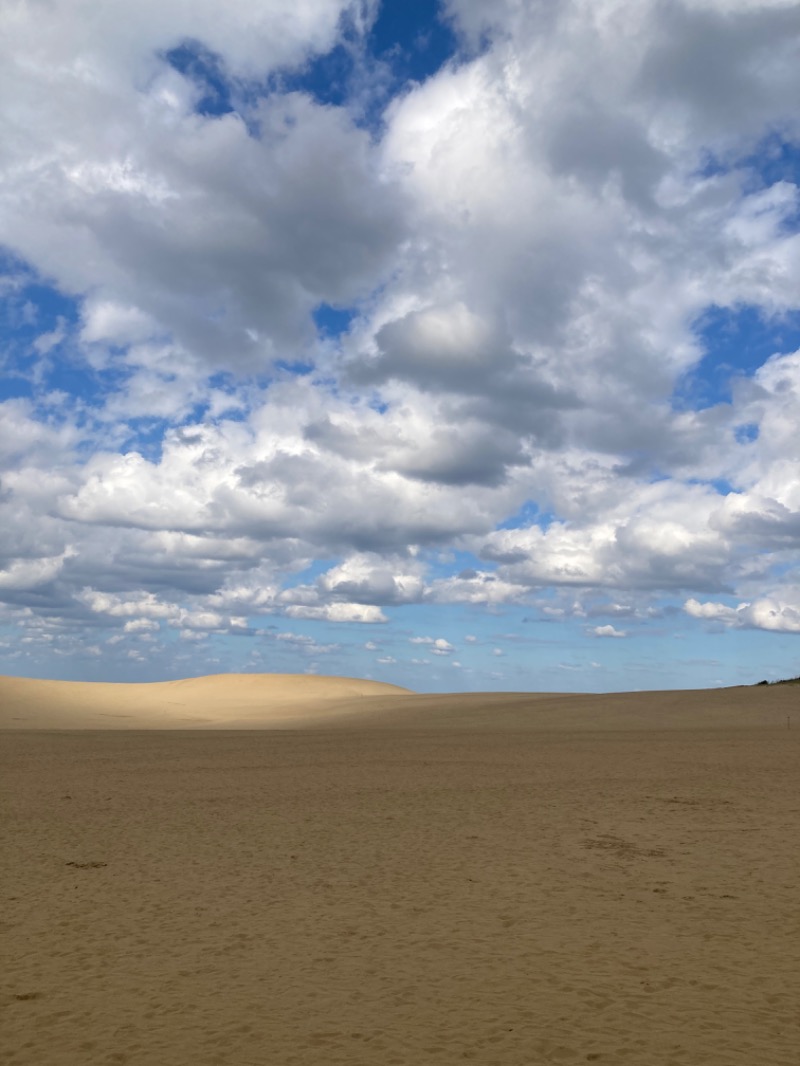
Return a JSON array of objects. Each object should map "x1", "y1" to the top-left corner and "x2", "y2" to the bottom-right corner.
[{"x1": 2, "y1": 676, "x2": 799, "y2": 1065}]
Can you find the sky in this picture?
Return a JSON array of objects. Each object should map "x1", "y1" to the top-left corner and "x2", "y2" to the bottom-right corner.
[{"x1": 1, "y1": 0, "x2": 800, "y2": 692}]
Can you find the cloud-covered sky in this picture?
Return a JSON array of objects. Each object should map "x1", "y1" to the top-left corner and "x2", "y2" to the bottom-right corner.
[{"x1": 2, "y1": 0, "x2": 800, "y2": 691}]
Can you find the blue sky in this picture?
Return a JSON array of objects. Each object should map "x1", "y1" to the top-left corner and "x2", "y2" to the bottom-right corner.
[{"x1": 1, "y1": 0, "x2": 800, "y2": 691}]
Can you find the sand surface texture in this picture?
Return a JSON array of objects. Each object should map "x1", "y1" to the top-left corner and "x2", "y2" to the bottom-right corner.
[{"x1": 2, "y1": 675, "x2": 799, "y2": 1066}]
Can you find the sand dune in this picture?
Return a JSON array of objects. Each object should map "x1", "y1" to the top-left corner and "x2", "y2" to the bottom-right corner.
[
  {"x1": 0, "y1": 671, "x2": 796, "y2": 731},
  {"x1": 323, "y1": 683, "x2": 799, "y2": 731},
  {"x1": 0, "y1": 672, "x2": 412, "y2": 729},
  {"x1": 3, "y1": 676, "x2": 798, "y2": 1065}
]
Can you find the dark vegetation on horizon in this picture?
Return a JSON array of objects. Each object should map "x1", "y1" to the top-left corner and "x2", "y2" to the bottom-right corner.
[{"x1": 755, "y1": 676, "x2": 800, "y2": 686}]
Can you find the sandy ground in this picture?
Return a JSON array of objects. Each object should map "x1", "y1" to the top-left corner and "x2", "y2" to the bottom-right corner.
[{"x1": 2, "y1": 676, "x2": 799, "y2": 1065}]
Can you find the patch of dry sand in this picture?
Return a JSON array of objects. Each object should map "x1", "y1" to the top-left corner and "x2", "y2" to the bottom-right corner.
[{"x1": 2, "y1": 677, "x2": 799, "y2": 1065}]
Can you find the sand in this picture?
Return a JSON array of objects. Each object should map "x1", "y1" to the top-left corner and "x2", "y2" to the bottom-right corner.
[
  {"x1": 2, "y1": 674, "x2": 799, "y2": 1065},
  {"x1": 0, "y1": 673, "x2": 413, "y2": 730}
]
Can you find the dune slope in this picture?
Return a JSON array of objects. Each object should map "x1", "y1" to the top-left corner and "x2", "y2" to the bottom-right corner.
[
  {"x1": 320, "y1": 683, "x2": 799, "y2": 731},
  {"x1": 0, "y1": 673, "x2": 412, "y2": 729},
  {"x1": 0, "y1": 672, "x2": 797, "y2": 731}
]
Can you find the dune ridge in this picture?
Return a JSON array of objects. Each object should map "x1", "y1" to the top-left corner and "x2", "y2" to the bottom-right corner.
[
  {"x1": 0, "y1": 671, "x2": 796, "y2": 731},
  {"x1": 0, "y1": 672, "x2": 412, "y2": 729}
]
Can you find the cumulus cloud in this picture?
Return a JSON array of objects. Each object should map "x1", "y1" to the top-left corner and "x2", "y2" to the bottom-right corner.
[
  {"x1": 0, "y1": 550, "x2": 74, "y2": 591},
  {"x1": 123, "y1": 618, "x2": 160, "y2": 633},
  {"x1": 1, "y1": 0, "x2": 799, "y2": 681},
  {"x1": 591, "y1": 625, "x2": 627, "y2": 639},
  {"x1": 409, "y1": 636, "x2": 455, "y2": 655},
  {"x1": 1, "y1": 1, "x2": 404, "y2": 371},
  {"x1": 316, "y1": 554, "x2": 425, "y2": 605},
  {"x1": 275, "y1": 631, "x2": 339, "y2": 654},
  {"x1": 685, "y1": 596, "x2": 800, "y2": 633},
  {"x1": 284, "y1": 603, "x2": 387, "y2": 623},
  {"x1": 80, "y1": 588, "x2": 248, "y2": 633}
]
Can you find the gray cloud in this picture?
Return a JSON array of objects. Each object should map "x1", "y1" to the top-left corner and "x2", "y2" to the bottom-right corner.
[
  {"x1": 545, "y1": 106, "x2": 669, "y2": 207},
  {"x1": 386, "y1": 422, "x2": 528, "y2": 487},
  {"x1": 637, "y1": 2, "x2": 800, "y2": 147}
]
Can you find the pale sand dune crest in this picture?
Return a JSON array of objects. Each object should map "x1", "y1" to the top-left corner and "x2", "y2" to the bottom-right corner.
[{"x1": 0, "y1": 672, "x2": 412, "y2": 729}]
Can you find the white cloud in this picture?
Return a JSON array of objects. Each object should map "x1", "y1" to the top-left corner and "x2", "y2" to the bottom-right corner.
[
  {"x1": 0, "y1": 550, "x2": 73, "y2": 591},
  {"x1": 81, "y1": 301, "x2": 159, "y2": 346},
  {"x1": 409, "y1": 636, "x2": 455, "y2": 655},
  {"x1": 123, "y1": 618, "x2": 160, "y2": 633},
  {"x1": 591, "y1": 625, "x2": 627, "y2": 639},
  {"x1": 284, "y1": 603, "x2": 387, "y2": 623},
  {"x1": 685, "y1": 596, "x2": 800, "y2": 633},
  {"x1": 275, "y1": 631, "x2": 339, "y2": 654},
  {"x1": 79, "y1": 588, "x2": 246, "y2": 633},
  {"x1": 317, "y1": 554, "x2": 425, "y2": 604}
]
